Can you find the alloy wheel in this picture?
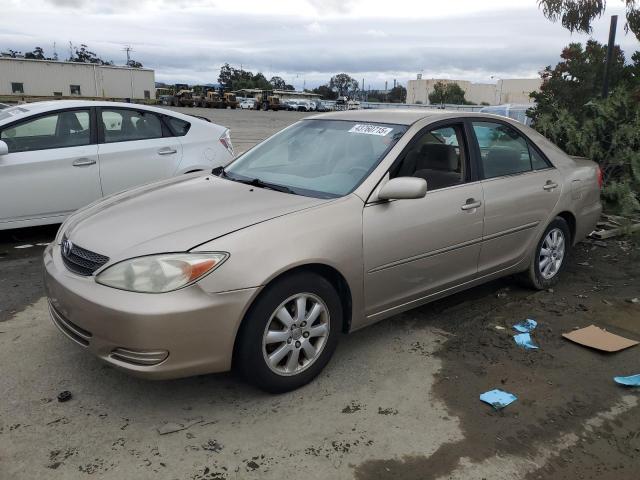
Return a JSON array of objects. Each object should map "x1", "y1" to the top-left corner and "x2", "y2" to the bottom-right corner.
[
  {"x1": 262, "y1": 293, "x2": 330, "y2": 376},
  {"x1": 539, "y1": 227, "x2": 565, "y2": 280}
]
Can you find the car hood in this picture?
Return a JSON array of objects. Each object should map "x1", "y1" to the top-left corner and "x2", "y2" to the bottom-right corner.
[{"x1": 63, "y1": 174, "x2": 329, "y2": 262}]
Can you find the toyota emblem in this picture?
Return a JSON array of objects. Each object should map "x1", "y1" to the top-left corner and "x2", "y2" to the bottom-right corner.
[{"x1": 62, "y1": 238, "x2": 73, "y2": 256}]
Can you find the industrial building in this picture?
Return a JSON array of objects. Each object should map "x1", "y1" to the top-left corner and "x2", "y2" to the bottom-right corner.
[
  {"x1": 0, "y1": 57, "x2": 155, "y2": 100},
  {"x1": 406, "y1": 76, "x2": 542, "y2": 105}
]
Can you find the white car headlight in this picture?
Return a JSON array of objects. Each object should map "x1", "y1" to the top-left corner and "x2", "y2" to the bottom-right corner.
[{"x1": 95, "y1": 253, "x2": 228, "y2": 293}]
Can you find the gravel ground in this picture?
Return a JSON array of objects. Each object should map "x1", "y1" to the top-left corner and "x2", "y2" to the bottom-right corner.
[{"x1": 1, "y1": 108, "x2": 639, "y2": 479}]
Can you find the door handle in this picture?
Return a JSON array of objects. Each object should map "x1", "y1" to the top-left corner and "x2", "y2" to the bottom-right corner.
[
  {"x1": 461, "y1": 198, "x2": 482, "y2": 211},
  {"x1": 543, "y1": 181, "x2": 558, "y2": 191},
  {"x1": 72, "y1": 158, "x2": 96, "y2": 167},
  {"x1": 157, "y1": 147, "x2": 177, "y2": 155}
]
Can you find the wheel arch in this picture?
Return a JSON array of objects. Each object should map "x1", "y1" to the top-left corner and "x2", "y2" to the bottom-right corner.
[
  {"x1": 231, "y1": 263, "x2": 353, "y2": 367},
  {"x1": 555, "y1": 210, "x2": 576, "y2": 244}
]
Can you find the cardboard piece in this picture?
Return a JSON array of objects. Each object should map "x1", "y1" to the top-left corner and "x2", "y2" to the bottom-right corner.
[{"x1": 562, "y1": 325, "x2": 638, "y2": 352}]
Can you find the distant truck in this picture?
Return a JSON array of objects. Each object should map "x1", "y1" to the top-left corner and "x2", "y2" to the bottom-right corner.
[
  {"x1": 192, "y1": 91, "x2": 238, "y2": 109},
  {"x1": 255, "y1": 90, "x2": 283, "y2": 111},
  {"x1": 166, "y1": 84, "x2": 195, "y2": 107}
]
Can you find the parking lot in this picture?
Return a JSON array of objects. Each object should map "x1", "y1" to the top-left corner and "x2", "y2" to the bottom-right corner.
[{"x1": 1, "y1": 107, "x2": 639, "y2": 480}]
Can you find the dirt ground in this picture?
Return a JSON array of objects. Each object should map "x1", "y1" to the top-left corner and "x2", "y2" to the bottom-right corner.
[{"x1": 1, "y1": 108, "x2": 639, "y2": 479}]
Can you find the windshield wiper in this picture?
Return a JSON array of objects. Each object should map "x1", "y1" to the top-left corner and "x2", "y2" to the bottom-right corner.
[
  {"x1": 240, "y1": 178, "x2": 296, "y2": 194},
  {"x1": 212, "y1": 167, "x2": 295, "y2": 194}
]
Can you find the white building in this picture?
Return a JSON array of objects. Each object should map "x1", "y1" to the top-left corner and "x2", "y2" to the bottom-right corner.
[
  {"x1": 406, "y1": 77, "x2": 542, "y2": 105},
  {"x1": 0, "y1": 57, "x2": 155, "y2": 100}
]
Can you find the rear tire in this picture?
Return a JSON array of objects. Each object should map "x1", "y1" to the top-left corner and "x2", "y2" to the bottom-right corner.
[
  {"x1": 518, "y1": 217, "x2": 571, "y2": 290},
  {"x1": 236, "y1": 272, "x2": 341, "y2": 393}
]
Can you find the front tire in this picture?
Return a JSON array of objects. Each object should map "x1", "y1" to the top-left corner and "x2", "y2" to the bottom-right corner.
[
  {"x1": 519, "y1": 217, "x2": 571, "y2": 290},
  {"x1": 236, "y1": 272, "x2": 341, "y2": 393}
]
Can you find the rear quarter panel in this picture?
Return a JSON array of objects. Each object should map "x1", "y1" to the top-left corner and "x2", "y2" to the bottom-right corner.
[
  {"x1": 176, "y1": 120, "x2": 232, "y2": 173},
  {"x1": 531, "y1": 131, "x2": 602, "y2": 243}
]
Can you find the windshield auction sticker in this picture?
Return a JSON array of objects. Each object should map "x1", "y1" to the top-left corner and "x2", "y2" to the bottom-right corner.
[{"x1": 348, "y1": 124, "x2": 393, "y2": 136}]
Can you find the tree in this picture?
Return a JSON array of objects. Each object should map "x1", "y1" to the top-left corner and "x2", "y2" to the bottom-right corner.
[
  {"x1": 538, "y1": 0, "x2": 640, "y2": 40},
  {"x1": 311, "y1": 84, "x2": 337, "y2": 99},
  {"x1": 428, "y1": 81, "x2": 469, "y2": 105},
  {"x1": 388, "y1": 85, "x2": 406, "y2": 103},
  {"x1": 25, "y1": 46, "x2": 46, "y2": 60},
  {"x1": 529, "y1": 41, "x2": 640, "y2": 215},
  {"x1": 69, "y1": 44, "x2": 107, "y2": 64},
  {"x1": 529, "y1": 40, "x2": 632, "y2": 123},
  {"x1": 218, "y1": 63, "x2": 235, "y2": 89},
  {"x1": 269, "y1": 76, "x2": 287, "y2": 89},
  {"x1": 329, "y1": 73, "x2": 358, "y2": 97},
  {"x1": 127, "y1": 59, "x2": 143, "y2": 68}
]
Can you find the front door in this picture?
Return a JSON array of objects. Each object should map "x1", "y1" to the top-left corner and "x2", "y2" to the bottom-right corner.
[
  {"x1": 363, "y1": 122, "x2": 484, "y2": 318},
  {"x1": 0, "y1": 108, "x2": 101, "y2": 226},
  {"x1": 97, "y1": 108, "x2": 183, "y2": 196}
]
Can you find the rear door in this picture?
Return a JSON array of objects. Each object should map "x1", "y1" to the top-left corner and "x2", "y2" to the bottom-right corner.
[
  {"x1": 471, "y1": 120, "x2": 562, "y2": 274},
  {"x1": 0, "y1": 108, "x2": 101, "y2": 225},
  {"x1": 97, "y1": 107, "x2": 183, "y2": 196}
]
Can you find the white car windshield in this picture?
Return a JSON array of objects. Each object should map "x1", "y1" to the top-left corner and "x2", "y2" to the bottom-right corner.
[{"x1": 224, "y1": 119, "x2": 407, "y2": 198}]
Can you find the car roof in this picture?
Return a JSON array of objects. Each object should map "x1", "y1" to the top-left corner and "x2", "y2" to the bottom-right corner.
[
  {"x1": 308, "y1": 109, "x2": 504, "y2": 126},
  {"x1": 0, "y1": 100, "x2": 209, "y2": 126}
]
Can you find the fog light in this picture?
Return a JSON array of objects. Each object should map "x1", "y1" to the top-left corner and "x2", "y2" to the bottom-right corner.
[{"x1": 110, "y1": 348, "x2": 169, "y2": 366}]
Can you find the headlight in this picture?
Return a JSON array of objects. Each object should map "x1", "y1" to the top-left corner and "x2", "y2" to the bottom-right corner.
[{"x1": 95, "y1": 253, "x2": 228, "y2": 293}]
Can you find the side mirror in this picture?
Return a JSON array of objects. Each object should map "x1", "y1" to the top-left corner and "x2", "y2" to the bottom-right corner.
[
  {"x1": 377, "y1": 177, "x2": 427, "y2": 201},
  {"x1": 0, "y1": 140, "x2": 8, "y2": 156}
]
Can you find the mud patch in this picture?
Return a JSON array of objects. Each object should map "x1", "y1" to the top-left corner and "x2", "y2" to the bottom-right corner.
[{"x1": 355, "y1": 237, "x2": 640, "y2": 479}]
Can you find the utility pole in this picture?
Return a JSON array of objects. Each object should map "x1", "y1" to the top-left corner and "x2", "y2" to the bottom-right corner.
[
  {"x1": 123, "y1": 45, "x2": 133, "y2": 65},
  {"x1": 602, "y1": 15, "x2": 618, "y2": 98}
]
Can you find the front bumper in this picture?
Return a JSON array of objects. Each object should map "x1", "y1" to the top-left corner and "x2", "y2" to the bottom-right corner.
[{"x1": 43, "y1": 243, "x2": 259, "y2": 379}]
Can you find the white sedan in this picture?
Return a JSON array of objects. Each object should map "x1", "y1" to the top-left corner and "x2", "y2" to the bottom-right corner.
[
  {"x1": 239, "y1": 99, "x2": 255, "y2": 110},
  {"x1": 0, "y1": 100, "x2": 234, "y2": 230}
]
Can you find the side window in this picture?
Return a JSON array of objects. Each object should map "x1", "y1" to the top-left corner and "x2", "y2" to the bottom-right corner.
[
  {"x1": 166, "y1": 117, "x2": 191, "y2": 137},
  {"x1": 0, "y1": 110, "x2": 90, "y2": 153},
  {"x1": 12, "y1": 82, "x2": 24, "y2": 94},
  {"x1": 472, "y1": 121, "x2": 533, "y2": 179},
  {"x1": 101, "y1": 109, "x2": 163, "y2": 143},
  {"x1": 530, "y1": 146, "x2": 551, "y2": 170},
  {"x1": 391, "y1": 124, "x2": 466, "y2": 191},
  {"x1": 70, "y1": 85, "x2": 81, "y2": 96}
]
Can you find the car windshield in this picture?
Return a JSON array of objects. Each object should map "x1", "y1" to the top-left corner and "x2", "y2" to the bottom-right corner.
[{"x1": 224, "y1": 119, "x2": 407, "y2": 198}]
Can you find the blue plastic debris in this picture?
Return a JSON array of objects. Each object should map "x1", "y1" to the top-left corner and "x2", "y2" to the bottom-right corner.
[
  {"x1": 614, "y1": 374, "x2": 640, "y2": 387},
  {"x1": 480, "y1": 389, "x2": 518, "y2": 410},
  {"x1": 513, "y1": 318, "x2": 537, "y2": 333},
  {"x1": 514, "y1": 332, "x2": 539, "y2": 350}
]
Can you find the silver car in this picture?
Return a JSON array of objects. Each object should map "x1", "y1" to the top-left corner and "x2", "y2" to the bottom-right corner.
[{"x1": 44, "y1": 110, "x2": 602, "y2": 392}]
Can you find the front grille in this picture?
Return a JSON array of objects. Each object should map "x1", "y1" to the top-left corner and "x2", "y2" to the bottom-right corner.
[
  {"x1": 61, "y1": 236, "x2": 109, "y2": 276},
  {"x1": 48, "y1": 301, "x2": 92, "y2": 347}
]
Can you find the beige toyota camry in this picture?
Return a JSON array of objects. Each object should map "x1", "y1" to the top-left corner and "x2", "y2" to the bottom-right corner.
[{"x1": 44, "y1": 110, "x2": 602, "y2": 392}]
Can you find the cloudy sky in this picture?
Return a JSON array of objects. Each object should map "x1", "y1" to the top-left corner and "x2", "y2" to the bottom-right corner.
[{"x1": 2, "y1": 0, "x2": 638, "y2": 89}]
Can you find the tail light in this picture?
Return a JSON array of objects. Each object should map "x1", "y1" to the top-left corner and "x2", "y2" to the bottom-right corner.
[
  {"x1": 219, "y1": 129, "x2": 234, "y2": 156},
  {"x1": 596, "y1": 166, "x2": 603, "y2": 189}
]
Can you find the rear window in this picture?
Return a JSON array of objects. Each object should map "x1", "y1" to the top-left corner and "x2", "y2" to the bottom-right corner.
[
  {"x1": 167, "y1": 117, "x2": 191, "y2": 136},
  {"x1": 0, "y1": 106, "x2": 29, "y2": 122}
]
